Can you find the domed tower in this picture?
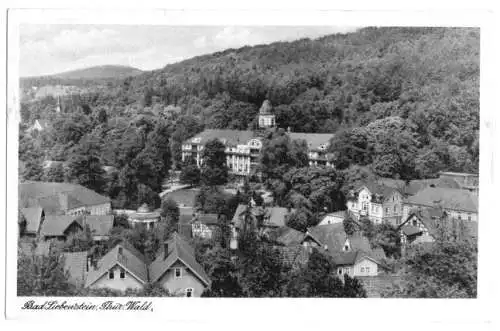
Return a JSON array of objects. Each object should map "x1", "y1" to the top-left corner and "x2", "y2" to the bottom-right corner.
[{"x1": 258, "y1": 100, "x2": 276, "y2": 129}]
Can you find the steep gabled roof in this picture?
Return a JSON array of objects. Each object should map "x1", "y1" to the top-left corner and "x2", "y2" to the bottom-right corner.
[
  {"x1": 148, "y1": 233, "x2": 210, "y2": 286},
  {"x1": 21, "y1": 207, "x2": 44, "y2": 233},
  {"x1": 40, "y1": 215, "x2": 82, "y2": 237},
  {"x1": 276, "y1": 227, "x2": 306, "y2": 246},
  {"x1": 358, "y1": 182, "x2": 402, "y2": 201},
  {"x1": 85, "y1": 243, "x2": 148, "y2": 287},
  {"x1": 400, "y1": 208, "x2": 443, "y2": 238},
  {"x1": 232, "y1": 204, "x2": 292, "y2": 229}
]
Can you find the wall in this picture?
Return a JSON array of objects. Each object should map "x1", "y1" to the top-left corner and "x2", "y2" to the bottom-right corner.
[
  {"x1": 90, "y1": 265, "x2": 144, "y2": 292},
  {"x1": 156, "y1": 261, "x2": 207, "y2": 297},
  {"x1": 381, "y1": 191, "x2": 403, "y2": 225},
  {"x1": 353, "y1": 258, "x2": 378, "y2": 277}
]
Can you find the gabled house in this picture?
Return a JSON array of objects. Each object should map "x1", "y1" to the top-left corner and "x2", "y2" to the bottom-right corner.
[
  {"x1": 302, "y1": 223, "x2": 386, "y2": 277},
  {"x1": 39, "y1": 215, "x2": 83, "y2": 241},
  {"x1": 346, "y1": 182, "x2": 404, "y2": 226},
  {"x1": 85, "y1": 244, "x2": 149, "y2": 292},
  {"x1": 398, "y1": 208, "x2": 443, "y2": 247},
  {"x1": 148, "y1": 233, "x2": 210, "y2": 297}
]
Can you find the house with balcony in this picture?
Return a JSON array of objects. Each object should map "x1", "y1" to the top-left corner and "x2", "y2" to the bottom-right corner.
[
  {"x1": 346, "y1": 182, "x2": 404, "y2": 226},
  {"x1": 181, "y1": 100, "x2": 335, "y2": 178}
]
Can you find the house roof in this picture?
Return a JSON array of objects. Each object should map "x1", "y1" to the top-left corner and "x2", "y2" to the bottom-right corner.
[
  {"x1": 276, "y1": 227, "x2": 306, "y2": 246},
  {"x1": 400, "y1": 208, "x2": 442, "y2": 238},
  {"x1": 21, "y1": 207, "x2": 44, "y2": 233},
  {"x1": 186, "y1": 129, "x2": 257, "y2": 147},
  {"x1": 85, "y1": 243, "x2": 148, "y2": 287},
  {"x1": 288, "y1": 132, "x2": 334, "y2": 151},
  {"x1": 369, "y1": 177, "x2": 462, "y2": 197},
  {"x1": 19, "y1": 181, "x2": 110, "y2": 214},
  {"x1": 259, "y1": 100, "x2": 273, "y2": 115},
  {"x1": 358, "y1": 182, "x2": 401, "y2": 201},
  {"x1": 194, "y1": 213, "x2": 220, "y2": 225},
  {"x1": 405, "y1": 187, "x2": 478, "y2": 213},
  {"x1": 148, "y1": 233, "x2": 210, "y2": 286},
  {"x1": 400, "y1": 225, "x2": 423, "y2": 236},
  {"x1": 40, "y1": 215, "x2": 82, "y2": 237},
  {"x1": 63, "y1": 251, "x2": 88, "y2": 285},
  {"x1": 83, "y1": 215, "x2": 114, "y2": 236},
  {"x1": 332, "y1": 250, "x2": 383, "y2": 267}
]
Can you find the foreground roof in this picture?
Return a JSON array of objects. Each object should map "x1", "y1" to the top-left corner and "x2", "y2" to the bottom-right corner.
[
  {"x1": 148, "y1": 233, "x2": 210, "y2": 286},
  {"x1": 85, "y1": 243, "x2": 148, "y2": 287},
  {"x1": 405, "y1": 187, "x2": 478, "y2": 213}
]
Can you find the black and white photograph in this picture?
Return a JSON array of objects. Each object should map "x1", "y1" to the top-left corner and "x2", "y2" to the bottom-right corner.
[{"x1": 3, "y1": 6, "x2": 497, "y2": 326}]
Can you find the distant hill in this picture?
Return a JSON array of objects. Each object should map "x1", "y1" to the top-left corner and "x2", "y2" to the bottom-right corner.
[{"x1": 52, "y1": 65, "x2": 143, "y2": 80}]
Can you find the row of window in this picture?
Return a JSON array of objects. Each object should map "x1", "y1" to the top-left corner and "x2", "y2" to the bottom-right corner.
[
  {"x1": 360, "y1": 267, "x2": 371, "y2": 273},
  {"x1": 108, "y1": 269, "x2": 126, "y2": 279}
]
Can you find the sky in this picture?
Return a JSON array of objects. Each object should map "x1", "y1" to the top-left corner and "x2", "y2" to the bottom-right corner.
[{"x1": 19, "y1": 25, "x2": 358, "y2": 77}]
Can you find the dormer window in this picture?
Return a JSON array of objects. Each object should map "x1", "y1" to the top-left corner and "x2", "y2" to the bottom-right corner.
[
  {"x1": 120, "y1": 269, "x2": 125, "y2": 279},
  {"x1": 108, "y1": 270, "x2": 114, "y2": 279},
  {"x1": 175, "y1": 267, "x2": 182, "y2": 278}
]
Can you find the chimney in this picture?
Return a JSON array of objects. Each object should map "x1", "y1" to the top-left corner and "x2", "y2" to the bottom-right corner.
[{"x1": 163, "y1": 242, "x2": 169, "y2": 260}]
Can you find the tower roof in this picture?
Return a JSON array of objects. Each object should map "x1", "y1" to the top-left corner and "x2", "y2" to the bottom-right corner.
[{"x1": 259, "y1": 100, "x2": 273, "y2": 115}]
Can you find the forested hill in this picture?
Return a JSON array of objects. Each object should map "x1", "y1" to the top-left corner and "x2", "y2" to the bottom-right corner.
[{"x1": 20, "y1": 27, "x2": 480, "y2": 200}]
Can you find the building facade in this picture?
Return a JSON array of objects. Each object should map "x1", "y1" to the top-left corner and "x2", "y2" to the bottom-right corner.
[
  {"x1": 346, "y1": 184, "x2": 404, "y2": 226},
  {"x1": 181, "y1": 100, "x2": 335, "y2": 177}
]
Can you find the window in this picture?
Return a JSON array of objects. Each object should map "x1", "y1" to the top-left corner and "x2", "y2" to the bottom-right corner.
[
  {"x1": 174, "y1": 268, "x2": 182, "y2": 278},
  {"x1": 108, "y1": 271, "x2": 114, "y2": 279},
  {"x1": 468, "y1": 213, "x2": 472, "y2": 221},
  {"x1": 385, "y1": 207, "x2": 389, "y2": 215},
  {"x1": 394, "y1": 205, "x2": 397, "y2": 213},
  {"x1": 458, "y1": 215, "x2": 462, "y2": 220},
  {"x1": 185, "y1": 288, "x2": 193, "y2": 297},
  {"x1": 338, "y1": 269, "x2": 342, "y2": 275},
  {"x1": 412, "y1": 220, "x2": 418, "y2": 227},
  {"x1": 366, "y1": 267, "x2": 370, "y2": 273},
  {"x1": 120, "y1": 269, "x2": 125, "y2": 279},
  {"x1": 361, "y1": 267, "x2": 365, "y2": 272}
]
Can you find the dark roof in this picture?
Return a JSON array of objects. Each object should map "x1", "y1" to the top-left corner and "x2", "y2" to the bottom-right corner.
[
  {"x1": 148, "y1": 233, "x2": 210, "y2": 286},
  {"x1": 405, "y1": 187, "x2": 478, "y2": 213},
  {"x1": 194, "y1": 213, "x2": 220, "y2": 225},
  {"x1": 358, "y1": 182, "x2": 401, "y2": 200},
  {"x1": 19, "y1": 182, "x2": 110, "y2": 214},
  {"x1": 83, "y1": 215, "x2": 114, "y2": 236},
  {"x1": 276, "y1": 227, "x2": 306, "y2": 246},
  {"x1": 372, "y1": 177, "x2": 462, "y2": 196},
  {"x1": 21, "y1": 207, "x2": 44, "y2": 233},
  {"x1": 63, "y1": 251, "x2": 88, "y2": 285},
  {"x1": 401, "y1": 225, "x2": 423, "y2": 236},
  {"x1": 40, "y1": 215, "x2": 82, "y2": 237},
  {"x1": 86, "y1": 243, "x2": 148, "y2": 287},
  {"x1": 332, "y1": 250, "x2": 382, "y2": 267},
  {"x1": 401, "y1": 208, "x2": 442, "y2": 238}
]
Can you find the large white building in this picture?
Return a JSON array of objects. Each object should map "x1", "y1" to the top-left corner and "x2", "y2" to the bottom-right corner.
[{"x1": 181, "y1": 100, "x2": 335, "y2": 177}]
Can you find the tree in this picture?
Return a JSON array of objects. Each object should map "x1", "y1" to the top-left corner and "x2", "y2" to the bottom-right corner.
[
  {"x1": 179, "y1": 157, "x2": 201, "y2": 186},
  {"x1": 201, "y1": 247, "x2": 244, "y2": 297},
  {"x1": 371, "y1": 223, "x2": 401, "y2": 258},
  {"x1": 21, "y1": 158, "x2": 44, "y2": 182},
  {"x1": 285, "y1": 207, "x2": 313, "y2": 233},
  {"x1": 63, "y1": 225, "x2": 95, "y2": 253},
  {"x1": 343, "y1": 216, "x2": 357, "y2": 236},
  {"x1": 43, "y1": 163, "x2": 65, "y2": 182},
  {"x1": 137, "y1": 183, "x2": 160, "y2": 209},
  {"x1": 160, "y1": 198, "x2": 180, "y2": 236},
  {"x1": 285, "y1": 250, "x2": 366, "y2": 297},
  {"x1": 200, "y1": 139, "x2": 228, "y2": 186},
  {"x1": 17, "y1": 244, "x2": 74, "y2": 296},
  {"x1": 359, "y1": 217, "x2": 375, "y2": 241},
  {"x1": 65, "y1": 136, "x2": 106, "y2": 193}
]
